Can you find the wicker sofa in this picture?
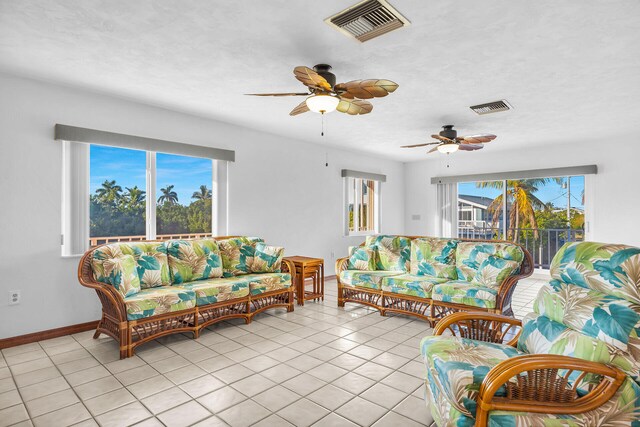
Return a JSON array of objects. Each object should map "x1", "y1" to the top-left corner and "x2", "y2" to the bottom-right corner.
[
  {"x1": 79, "y1": 236, "x2": 294, "y2": 358},
  {"x1": 336, "y1": 235, "x2": 533, "y2": 324},
  {"x1": 421, "y1": 241, "x2": 640, "y2": 426}
]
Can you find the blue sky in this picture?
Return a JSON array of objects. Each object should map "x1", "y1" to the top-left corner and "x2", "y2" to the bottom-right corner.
[
  {"x1": 90, "y1": 146, "x2": 213, "y2": 205},
  {"x1": 458, "y1": 176, "x2": 585, "y2": 209}
]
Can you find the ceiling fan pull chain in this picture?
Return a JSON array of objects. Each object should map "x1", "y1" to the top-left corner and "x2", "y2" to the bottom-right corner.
[{"x1": 321, "y1": 112, "x2": 325, "y2": 136}]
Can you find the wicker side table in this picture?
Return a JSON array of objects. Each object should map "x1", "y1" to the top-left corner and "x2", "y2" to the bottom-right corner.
[{"x1": 283, "y1": 256, "x2": 324, "y2": 306}]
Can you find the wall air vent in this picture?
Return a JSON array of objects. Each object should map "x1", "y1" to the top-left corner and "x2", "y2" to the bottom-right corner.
[
  {"x1": 325, "y1": 0, "x2": 410, "y2": 43},
  {"x1": 470, "y1": 100, "x2": 513, "y2": 115}
]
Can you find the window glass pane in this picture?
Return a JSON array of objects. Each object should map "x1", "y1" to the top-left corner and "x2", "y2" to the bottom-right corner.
[
  {"x1": 347, "y1": 178, "x2": 355, "y2": 232},
  {"x1": 457, "y1": 180, "x2": 503, "y2": 239},
  {"x1": 156, "y1": 153, "x2": 213, "y2": 236},
  {"x1": 89, "y1": 145, "x2": 146, "y2": 245}
]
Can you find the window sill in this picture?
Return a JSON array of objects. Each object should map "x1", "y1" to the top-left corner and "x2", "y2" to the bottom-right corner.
[{"x1": 346, "y1": 231, "x2": 378, "y2": 238}]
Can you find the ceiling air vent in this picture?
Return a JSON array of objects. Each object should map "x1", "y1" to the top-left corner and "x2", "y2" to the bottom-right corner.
[
  {"x1": 470, "y1": 100, "x2": 513, "y2": 115},
  {"x1": 325, "y1": 0, "x2": 410, "y2": 43}
]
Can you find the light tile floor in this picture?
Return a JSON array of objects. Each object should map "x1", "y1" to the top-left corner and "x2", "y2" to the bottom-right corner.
[{"x1": 0, "y1": 277, "x2": 546, "y2": 427}]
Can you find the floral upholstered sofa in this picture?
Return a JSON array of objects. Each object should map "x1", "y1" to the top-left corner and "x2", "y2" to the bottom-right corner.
[
  {"x1": 336, "y1": 235, "x2": 533, "y2": 324},
  {"x1": 79, "y1": 236, "x2": 294, "y2": 358},
  {"x1": 421, "y1": 241, "x2": 640, "y2": 426}
]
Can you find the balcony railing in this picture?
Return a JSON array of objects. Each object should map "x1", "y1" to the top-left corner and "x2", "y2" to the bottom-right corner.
[
  {"x1": 457, "y1": 226, "x2": 584, "y2": 269},
  {"x1": 89, "y1": 233, "x2": 213, "y2": 247}
]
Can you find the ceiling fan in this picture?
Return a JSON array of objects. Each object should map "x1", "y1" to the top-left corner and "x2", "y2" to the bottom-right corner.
[
  {"x1": 401, "y1": 125, "x2": 497, "y2": 154},
  {"x1": 246, "y1": 64, "x2": 398, "y2": 117}
]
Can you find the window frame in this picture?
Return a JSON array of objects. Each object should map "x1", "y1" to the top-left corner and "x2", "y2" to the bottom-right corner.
[{"x1": 344, "y1": 176, "x2": 380, "y2": 237}]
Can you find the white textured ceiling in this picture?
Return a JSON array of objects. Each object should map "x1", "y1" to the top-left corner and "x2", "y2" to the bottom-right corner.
[{"x1": 1, "y1": 1, "x2": 639, "y2": 161}]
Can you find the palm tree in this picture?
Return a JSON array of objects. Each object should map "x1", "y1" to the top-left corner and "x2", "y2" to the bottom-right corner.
[
  {"x1": 95, "y1": 180, "x2": 122, "y2": 204},
  {"x1": 158, "y1": 185, "x2": 179, "y2": 205},
  {"x1": 477, "y1": 178, "x2": 562, "y2": 241},
  {"x1": 124, "y1": 186, "x2": 146, "y2": 206},
  {"x1": 192, "y1": 185, "x2": 212, "y2": 201}
]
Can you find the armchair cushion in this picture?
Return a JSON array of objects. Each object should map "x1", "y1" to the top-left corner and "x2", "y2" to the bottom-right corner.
[
  {"x1": 251, "y1": 243, "x2": 284, "y2": 273},
  {"x1": 339, "y1": 270, "x2": 403, "y2": 290},
  {"x1": 347, "y1": 245, "x2": 377, "y2": 271},
  {"x1": 218, "y1": 237, "x2": 264, "y2": 277},
  {"x1": 410, "y1": 237, "x2": 458, "y2": 279},
  {"x1": 178, "y1": 277, "x2": 250, "y2": 306},
  {"x1": 166, "y1": 239, "x2": 223, "y2": 284},
  {"x1": 91, "y1": 248, "x2": 141, "y2": 298},
  {"x1": 381, "y1": 274, "x2": 447, "y2": 298},
  {"x1": 124, "y1": 286, "x2": 195, "y2": 320},
  {"x1": 365, "y1": 235, "x2": 411, "y2": 272},
  {"x1": 432, "y1": 280, "x2": 498, "y2": 309},
  {"x1": 456, "y1": 242, "x2": 524, "y2": 283}
]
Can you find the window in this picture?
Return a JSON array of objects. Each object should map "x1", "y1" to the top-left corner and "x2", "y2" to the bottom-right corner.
[{"x1": 345, "y1": 177, "x2": 379, "y2": 235}]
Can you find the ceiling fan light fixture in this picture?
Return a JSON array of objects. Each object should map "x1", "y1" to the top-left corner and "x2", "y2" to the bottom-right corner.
[
  {"x1": 437, "y1": 144, "x2": 459, "y2": 154},
  {"x1": 306, "y1": 94, "x2": 339, "y2": 113}
]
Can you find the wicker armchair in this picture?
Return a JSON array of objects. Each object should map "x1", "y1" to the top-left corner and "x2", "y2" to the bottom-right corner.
[{"x1": 421, "y1": 241, "x2": 640, "y2": 426}]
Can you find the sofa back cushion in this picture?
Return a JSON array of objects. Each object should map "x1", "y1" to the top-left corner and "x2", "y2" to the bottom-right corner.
[
  {"x1": 91, "y1": 246, "x2": 141, "y2": 297},
  {"x1": 218, "y1": 237, "x2": 264, "y2": 277},
  {"x1": 166, "y1": 239, "x2": 223, "y2": 284},
  {"x1": 409, "y1": 238, "x2": 458, "y2": 279},
  {"x1": 455, "y1": 242, "x2": 524, "y2": 285},
  {"x1": 365, "y1": 235, "x2": 411, "y2": 272},
  {"x1": 347, "y1": 246, "x2": 377, "y2": 271},
  {"x1": 116, "y1": 242, "x2": 172, "y2": 288},
  {"x1": 251, "y1": 243, "x2": 284, "y2": 273},
  {"x1": 550, "y1": 241, "x2": 640, "y2": 305}
]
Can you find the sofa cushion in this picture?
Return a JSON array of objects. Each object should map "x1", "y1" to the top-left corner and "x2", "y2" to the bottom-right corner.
[
  {"x1": 124, "y1": 286, "x2": 195, "y2": 320},
  {"x1": 339, "y1": 270, "x2": 403, "y2": 290},
  {"x1": 218, "y1": 237, "x2": 264, "y2": 277},
  {"x1": 410, "y1": 238, "x2": 458, "y2": 279},
  {"x1": 534, "y1": 283, "x2": 640, "y2": 353},
  {"x1": 347, "y1": 246, "x2": 377, "y2": 271},
  {"x1": 242, "y1": 273, "x2": 292, "y2": 295},
  {"x1": 91, "y1": 248, "x2": 141, "y2": 298},
  {"x1": 550, "y1": 241, "x2": 640, "y2": 305},
  {"x1": 455, "y1": 242, "x2": 524, "y2": 283},
  {"x1": 365, "y1": 235, "x2": 411, "y2": 271},
  {"x1": 381, "y1": 274, "x2": 447, "y2": 298},
  {"x1": 251, "y1": 243, "x2": 284, "y2": 273},
  {"x1": 104, "y1": 242, "x2": 171, "y2": 289},
  {"x1": 178, "y1": 277, "x2": 250, "y2": 306},
  {"x1": 432, "y1": 280, "x2": 498, "y2": 309},
  {"x1": 473, "y1": 256, "x2": 520, "y2": 288},
  {"x1": 166, "y1": 239, "x2": 223, "y2": 284}
]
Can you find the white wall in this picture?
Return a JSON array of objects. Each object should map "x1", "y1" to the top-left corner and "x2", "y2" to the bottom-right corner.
[
  {"x1": 404, "y1": 141, "x2": 640, "y2": 246},
  {"x1": 0, "y1": 74, "x2": 405, "y2": 338}
]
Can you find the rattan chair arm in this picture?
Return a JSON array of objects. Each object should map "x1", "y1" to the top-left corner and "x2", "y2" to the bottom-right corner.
[
  {"x1": 495, "y1": 246, "x2": 534, "y2": 310},
  {"x1": 281, "y1": 258, "x2": 296, "y2": 283},
  {"x1": 335, "y1": 257, "x2": 350, "y2": 279},
  {"x1": 77, "y1": 249, "x2": 127, "y2": 322},
  {"x1": 474, "y1": 354, "x2": 627, "y2": 427},
  {"x1": 433, "y1": 312, "x2": 523, "y2": 346}
]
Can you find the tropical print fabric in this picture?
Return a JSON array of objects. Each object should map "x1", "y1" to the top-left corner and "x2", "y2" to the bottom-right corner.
[
  {"x1": 243, "y1": 273, "x2": 292, "y2": 295},
  {"x1": 410, "y1": 237, "x2": 458, "y2": 279},
  {"x1": 432, "y1": 280, "x2": 498, "y2": 309},
  {"x1": 91, "y1": 248, "x2": 141, "y2": 298},
  {"x1": 365, "y1": 235, "x2": 411, "y2": 272},
  {"x1": 124, "y1": 286, "x2": 195, "y2": 320},
  {"x1": 474, "y1": 256, "x2": 520, "y2": 288},
  {"x1": 550, "y1": 241, "x2": 640, "y2": 305},
  {"x1": 381, "y1": 274, "x2": 447, "y2": 298},
  {"x1": 178, "y1": 277, "x2": 250, "y2": 306},
  {"x1": 98, "y1": 242, "x2": 171, "y2": 289},
  {"x1": 455, "y1": 242, "x2": 524, "y2": 283},
  {"x1": 252, "y1": 243, "x2": 284, "y2": 273},
  {"x1": 218, "y1": 237, "x2": 264, "y2": 277},
  {"x1": 166, "y1": 239, "x2": 223, "y2": 283},
  {"x1": 534, "y1": 283, "x2": 640, "y2": 353},
  {"x1": 347, "y1": 245, "x2": 377, "y2": 271},
  {"x1": 339, "y1": 270, "x2": 402, "y2": 290}
]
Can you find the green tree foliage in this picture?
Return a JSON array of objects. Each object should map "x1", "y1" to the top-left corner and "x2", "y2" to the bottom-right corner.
[{"x1": 90, "y1": 182, "x2": 212, "y2": 237}]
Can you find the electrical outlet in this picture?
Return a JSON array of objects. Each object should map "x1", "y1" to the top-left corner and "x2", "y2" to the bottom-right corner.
[{"x1": 9, "y1": 290, "x2": 20, "y2": 305}]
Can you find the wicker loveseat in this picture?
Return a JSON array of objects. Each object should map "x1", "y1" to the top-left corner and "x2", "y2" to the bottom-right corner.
[
  {"x1": 79, "y1": 236, "x2": 294, "y2": 358},
  {"x1": 336, "y1": 235, "x2": 533, "y2": 324},
  {"x1": 421, "y1": 241, "x2": 640, "y2": 426}
]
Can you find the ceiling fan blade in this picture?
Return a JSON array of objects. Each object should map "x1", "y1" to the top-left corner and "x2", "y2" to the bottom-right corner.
[
  {"x1": 245, "y1": 92, "x2": 310, "y2": 97},
  {"x1": 294, "y1": 66, "x2": 332, "y2": 91},
  {"x1": 400, "y1": 142, "x2": 439, "y2": 148},
  {"x1": 458, "y1": 144, "x2": 484, "y2": 151},
  {"x1": 427, "y1": 146, "x2": 440, "y2": 154},
  {"x1": 456, "y1": 134, "x2": 497, "y2": 144},
  {"x1": 334, "y1": 79, "x2": 399, "y2": 99},
  {"x1": 289, "y1": 101, "x2": 310, "y2": 116},
  {"x1": 431, "y1": 134, "x2": 454, "y2": 143},
  {"x1": 336, "y1": 99, "x2": 373, "y2": 115}
]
